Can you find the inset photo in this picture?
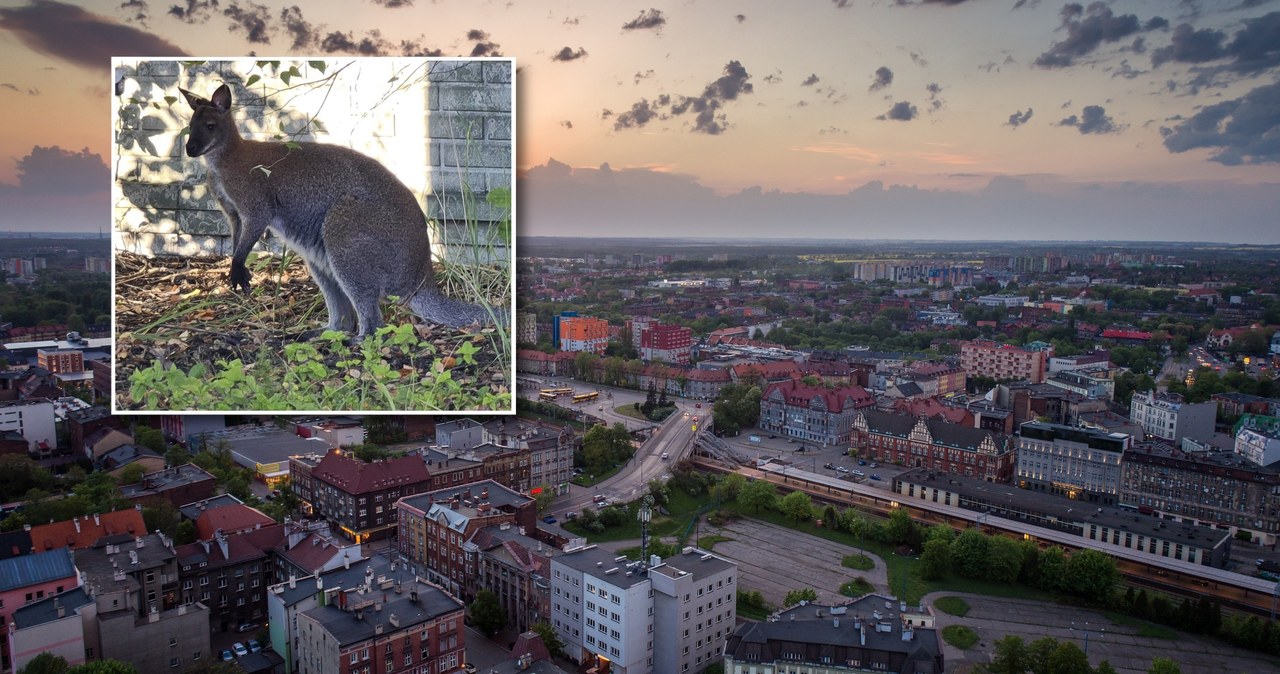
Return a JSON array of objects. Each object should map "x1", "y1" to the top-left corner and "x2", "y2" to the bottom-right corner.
[{"x1": 111, "y1": 57, "x2": 514, "y2": 413}]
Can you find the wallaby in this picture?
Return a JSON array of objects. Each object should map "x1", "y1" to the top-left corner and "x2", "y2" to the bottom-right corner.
[{"x1": 179, "y1": 83, "x2": 501, "y2": 337}]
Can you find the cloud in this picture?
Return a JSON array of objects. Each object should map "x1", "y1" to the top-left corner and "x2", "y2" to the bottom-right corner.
[
  {"x1": 1, "y1": 83, "x2": 40, "y2": 95},
  {"x1": 735, "y1": 14, "x2": 746, "y2": 23},
  {"x1": 909, "y1": 50, "x2": 928, "y2": 67},
  {"x1": 763, "y1": 71, "x2": 783, "y2": 84},
  {"x1": 466, "y1": 29, "x2": 502, "y2": 57},
  {"x1": 634, "y1": 69, "x2": 655, "y2": 84},
  {"x1": 801, "y1": 73, "x2": 820, "y2": 86},
  {"x1": 818, "y1": 126, "x2": 848, "y2": 135},
  {"x1": 925, "y1": 82, "x2": 944, "y2": 111},
  {"x1": 1034, "y1": 3, "x2": 1161, "y2": 68},
  {"x1": 613, "y1": 61, "x2": 753, "y2": 135},
  {"x1": 1162, "y1": 80, "x2": 1280, "y2": 164},
  {"x1": 119, "y1": 0, "x2": 148, "y2": 24},
  {"x1": 0, "y1": 0, "x2": 184, "y2": 68},
  {"x1": 878, "y1": 101, "x2": 918, "y2": 121},
  {"x1": 316, "y1": 28, "x2": 440, "y2": 57},
  {"x1": 370, "y1": 0, "x2": 412, "y2": 6},
  {"x1": 869, "y1": 66, "x2": 894, "y2": 91},
  {"x1": 167, "y1": 0, "x2": 216, "y2": 23},
  {"x1": 222, "y1": 2, "x2": 271, "y2": 44},
  {"x1": 10, "y1": 145, "x2": 106, "y2": 195},
  {"x1": 520, "y1": 160, "x2": 1280, "y2": 243},
  {"x1": 560, "y1": 120, "x2": 573, "y2": 129},
  {"x1": 551, "y1": 46, "x2": 588, "y2": 62},
  {"x1": 1057, "y1": 105, "x2": 1121, "y2": 134},
  {"x1": 1151, "y1": 23, "x2": 1226, "y2": 66},
  {"x1": 0, "y1": 145, "x2": 109, "y2": 232},
  {"x1": 1007, "y1": 107, "x2": 1034, "y2": 128},
  {"x1": 622, "y1": 8, "x2": 665, "y2": 32},
  {"x1": 280, "y1": 5, "x2": 316, "y2": 50}
]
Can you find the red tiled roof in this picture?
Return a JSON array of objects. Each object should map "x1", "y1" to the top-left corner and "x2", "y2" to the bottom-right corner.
[
  {"x1": 312, "y1": 450, "x2": 430, "y2": 495},
  {"x1": 764, "y1": 379, "x2": 874, "y2": 411},
  {"x1": 195, "y1": 503, "x2": 277, "y2": 540},
  {"x1": 28, "y1": 509, "x2": 147, "y2": 552},
  {"x1": 278, "y1": 533, "x2": 348, "y2": 573},
  {"x1": 176, "y1": 523, "x2": 285, "y2": 568},
  {"x1": 1101, "y1": 329, "x2": 1151, "y2": 340}
]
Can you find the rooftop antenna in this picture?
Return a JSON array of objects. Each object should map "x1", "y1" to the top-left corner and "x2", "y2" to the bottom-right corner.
[{"x1": 638, "y1": 494, "x2": 654, "y2": 571}]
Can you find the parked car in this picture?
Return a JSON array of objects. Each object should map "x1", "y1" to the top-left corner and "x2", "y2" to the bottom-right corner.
[
  {"x1": 835, "y1": 466, "x2": 850, "y2": 473},
  {"x1": 248, "y1": 639, "x2": 262, "y2": 653},
  {"x1": 463, "y1": 664, "x2": 478, "y2": 674},
  {"x1": 823, "y1": 463, "x2": 835, "y2": 470},
  {"x1": 870, "y1": 474, "x2": 882, "y2": 481},
  {"x1": 542, "y1": 515, "x2": 557, "y2": 524},
  {"x1": 220, "y1": 651, "x2": 234, "y2": 662},
  {"x1": 661, "y1": 452, "x2": 670, "y2": 459},
  {"x1": 869, "y1": 462, "x2": 878, "y2": 468},
  {"x1": 237, "y1": 622, "x2": 258, "y2": 633},
  {"x1": 232, "y1": 643, "x2": 249, "y2": 657},
  {"x1": 564, "y1": 511, "x2": 578, "y2": 520},
  {"x1": 852, "y1": 470, "x2": 865, "y2": 478},
  {"x1": 857, "y1": 459, "x2": 867, "y2": 466}
]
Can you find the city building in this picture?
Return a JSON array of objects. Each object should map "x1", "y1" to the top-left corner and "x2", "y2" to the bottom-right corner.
[
  {"x1": 1130, "y1": 390, "x2": 1216, "y2": 443},
  {"x1": 395, "y1": 480, "x2": 536, "y2": 600},
  {"x1": 1236, "y1": 415, "x2": 1280, "y2": 467},
  {"x1": 293, "y1": 566, "x2": 466, "y2": 674},
  {"x1": 896, "y1": 468, "x2": 1232, "y2": 567},
  {"x1": 26, "y1": 509, "x2": 147, "y2": 554},
  {"x1": 551, "y1": 544, "x2": 737, "y2": 674},
  {"x1": 296, "y1": 418, "x2": 366, "y2": 448},
  {"x1": 851, "y1": 410, "x2": 1016, "y2": 482},
  {"x1": 758, "y1": 380, "x2": 875, "y2": 447},
  {"x1": 308, "y1": 450, "x2": 433, "y2": 542},
  {"x1": 723, "y1": 596, "x2": 943, "y2": 674},
  {"x1": 36, "y1": 348, "x2": 84, "y2": 375},
  {"x1": 470, "y1": 523, "x2": 555, "y2": 635},
  {"x1": 0, "y1": 548, "x2": 79, "y2": 672},
  {"x1": 960, "y1": 340, "x2": 1047, "y2": 384},
  {"x1": 1044, "y1": 369, "x2": 1114, "y2": 400},
  {"x1": 7, "y1": 587, "x2": 95, "y2": 672},
  {"x1": 640, "y1": 323, "x2": 693, "y2": 364},
  {"x1": 1121, "y1": 441, "x2": 1280, "y2": 546},
  {"x1": 201, "y1": 424, "x2": 335, "y2": 486},
  {"x1": 556, "y1": 315, "x2": 610, "y2": 355},
  {"x1": 273, "y1": 518, "x2": 363, "y2": 584},
  {"x1": 76, "y1": 532, "x2": 212, "y2": 673},
  {"x1": 118, "y1": 463, "x2": 218, "y2": 508},
  {"x1": 1015, "y1": 421, "x2": 1131, "y2": 505},
  {"x1": 516, "y1": 312, "x2": 538, "y2": 345},
  {"x1": 0, "y1": 399, "x2": 55, "y2": 454},
  {"x1": 175, "y1": 523, "x2": 285, "y2": 633}
]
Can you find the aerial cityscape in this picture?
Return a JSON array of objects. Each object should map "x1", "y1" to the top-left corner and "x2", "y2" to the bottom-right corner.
[{"x1": 1, "y1": 0, "x2": 1280, "y2": 673}]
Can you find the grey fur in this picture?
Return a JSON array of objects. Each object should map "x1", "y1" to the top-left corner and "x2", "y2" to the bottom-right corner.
[{"x1": 179, "y1": 84, "x2": 501, "y2": 336}]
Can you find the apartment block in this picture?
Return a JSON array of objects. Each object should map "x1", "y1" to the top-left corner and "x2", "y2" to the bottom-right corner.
[
  {"x1": 1129, "y1": 390, "x2": 1216, "y2": 443},
  {"x1": 0, "y1": 548, "x2": 79, "y2": 672},
  {"x1": 640, "y1": 323, "x2": 693, "y2": 364},
  {"x1": 1015, "y1": 421, "x2": 1131, "y2": 504},
  {"x1": 557, "y1": 316, "x2": 610, "y2": 355},
  {"x1": 307, "y1": 451, "x2": 433, "y2": 543},
  {"x1": 960, "y1": 340, "x2": 1047, "y2": 384},
  {"x1": 550, "y1": 545, "x2": 737, "y2": 674},
  {"x1": 0, "y1": 399, "x2": 55, "y2": 454},
  {"x1": 758, "y1": 380, "x2": 875, "y2": 446}
]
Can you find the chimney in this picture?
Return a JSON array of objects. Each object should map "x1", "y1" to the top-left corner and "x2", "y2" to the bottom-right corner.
[
  {"x1": 54, "y1": 597, "x2": 64, "y2": 619},
  {"x1": 94, "y1": 513, "x2": 100, "y2": 526},
  {"x1": 73, "y1": 518, "x2": 81, "y2": 534},
  {"x1": 289, "y1": 575, "x2": 296, "y2": 590}
]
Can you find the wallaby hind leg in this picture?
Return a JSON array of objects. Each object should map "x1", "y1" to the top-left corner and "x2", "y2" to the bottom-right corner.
[{"x1": 305, "y1": 261, "x2": 357, "y2": 333}]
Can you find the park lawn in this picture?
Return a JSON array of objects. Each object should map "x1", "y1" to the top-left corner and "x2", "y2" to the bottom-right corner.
[
  {"x1": 934, "y1": 596, "x2": 970, "y2": 617},
  {"x1": 941, "y1": 625, "x2": 979, "y2": 650},
  {"x1": 613, "y1": 404, "x2": 648, "y2": 421},
  {"x1": 562, "y1": 488, "x2": 709, "y2": 543},
  {"x1": 1103, "y1": 611, "x2": 1180, "y2": 639}
]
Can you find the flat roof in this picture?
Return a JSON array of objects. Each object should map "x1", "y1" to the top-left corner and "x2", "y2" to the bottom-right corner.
[
  {"x1": 554, "y1": 545, "x2": 650, "y2": 590},
  {"x1": 12, "y1": 587, "x2": 92, "y2": 629},
  {"x1": 301, "y1": 578, "x2": 462, "y2": 647}
]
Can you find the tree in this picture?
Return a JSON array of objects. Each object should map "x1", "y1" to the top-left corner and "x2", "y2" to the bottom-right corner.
[
  {"x1": 1065, "y1": 549, "x2": 1119, "y2": 604},
  {"x1": 165, "y1": 446, "x2": 191, "y2": 467},
  {"x1": 986, "y1": 536, "x2": 1024, "y2": 583},
  {"x1": 1148, "y1": 658, "x2": 1181, "y2": 674},
  {"x1": 66, "y1": 661, "x2": 138, "y2": 674},
  {"x1": 988, "y1": 635, "x2": 1028, "y2": 674},
  {"x1": 115, "y1": 462, "x2": 146, "y2": 487},
  {"x1": 920, "y1": 538, "x2": 951, "y2": 581},
  {"x1": 133, "y1": 425, "x2": 166, "y2": 453},
  {"x1": 142, "y1": 498, "x2": 181, "y2": 538},
  {"x1": 1044, "y1": 641, "x2": 1090, "y2": 674},
  {"x1": 532, "y1": 485, "x2": 556, "y2": 513},
  {"x1": 950, "y1": 528, "x2": 990, "y2": 579},
  {"x1": 886, "y1": 508, "x2": 918, "y2": 548},
  {"x1": 530, "y1": 622, "x2": 565, "y2": 659},
  {"x1": 175, "y1": 519, "x2": 197, "y2": 545},
  {"x1": 783, "y1": 588, "x2": 817, "y2": 607},
  {"x1": 718, "y1": 472, "x2": 746, "y2": 502},
  {"x1": 18, "y1": 653, "x2": 69, "y2": 674},
  {"x1": 469, "y1": 589, "x2": 506, "y2": 636},
  {"x1": 778, "y1": 491, "x2": 813, "y2": 522},
  {"x1": 737, "y1": 480, "x2": 777, "y2": 513}
]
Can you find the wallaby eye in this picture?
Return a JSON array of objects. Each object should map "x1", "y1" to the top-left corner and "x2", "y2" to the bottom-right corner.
[{"x1": 205, "y1": 123, "x2": 216, "y2": 131}]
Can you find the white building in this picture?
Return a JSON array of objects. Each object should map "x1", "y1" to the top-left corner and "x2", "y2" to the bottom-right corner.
[
  {"x1": 1016, "y1": 421, "x2": 1131, "y2": 505},
  {"x1": 1236, "y1": 418, "x2": 1280, "y2": 468},
  {"x1": 1129, "y1": 390, "x2": 1216, "y2": 443},
  {"x1": 0, "y1": 399, "x2": 56, "y2": 453},
  {"x1": 551, "y1": 545, "x2": 737, "y2": 674}
]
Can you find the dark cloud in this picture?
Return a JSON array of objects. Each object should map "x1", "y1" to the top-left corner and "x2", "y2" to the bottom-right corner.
[
  {"x1": 763, "y1": 71, "x2": 782, "y2": 84},
  {"x1": 1057, "y1": 105, "x2": 1121, "y2": 134},
  {"x1": 317, "y1": 28, "x2": 440, "y2": 57},
  {"x1": 878, "y1": 101, "x2": 918, "y2": 121},
  {"x1": 280, "y1": 5, "x2": 315, "y2": 50},
  {"x1": 818, "y1": 126, "x2": 848, "y2": 135},
  {"x1": 369, "y1": 0, "x2": 412, "y2": 6},
  {"x1": 1221, "y1": 10, "x2": 1280, "y2": 72},
  {"x1": 925, "y1": 82, "x2": 944, "y2": 111},
  {"x1": 735, "y1": 14, "x2": 746, "y2": 23},
  {"x1": 613, "y1": 61, "x2": 753, "y2": 135},
  {"x1": 1162, "y1": 80, "x2": 1280, "y2": 164},
  {"x1": 168, "y1": 0, "x2": 217, "y2": 23},
  {"x1": 1035, "y1": 3, "x2": 1159, "y2": 68},
  {"x1": 560, "y1": 120, "x2": 573, "y2": 129},
  {"x1": 634, "y1": 69, "x2": 655, "y2": 84},
  {"x1": 1145, "y1": 16, "x2": 1169, "y2": 31},
  {"x1": 1007, "y1": 107, "x2": 1034, "y2": 128},
  {"x1": 1, "y1": 82, "x2": 40, "y2": 95},
  {"x1": 0, "y1": 0, "x2": 184, "y2": 69},
  {"x1": 1152, "y1": 23, "x2": 1226, "y2": 66},
  {"x1": 563, "y1": 16, "x2": 580, "y2": 26},
  {"x1": 466, "y1": 28, "x2": 488, "y2": 40},
  {"x1": 1013, "y1": 0, "x2": 1040, "y2": 8},
  {"x1": 223, "y1": 2, "x2": 270, "y2": 44},
  {"x1": 600, "y1": 109, "x2": 613, "y2": 120},
  {"x1": 909, "y1": 50, "x2": 928, "y2": 67},
  {"x1": 119, "y1": 0, "x2": 148, "y2": 24},
  {"x1": 869, "y1": 66, "x2": 893, "y2": 91},
  {"x1": 466, "y1": 29, "x2": 502, "y2": 57},
  {"x1": 831, "y1": 0, "x2": 851, "y2": 8},
  {"x1": 551, "y1": 46, "x2": 587, "y2": 62},
  {"x1": 10, "y1": 146, "x2": 107, "y2": 196},
  {"x1": 622, "y1": 8, "x2": 665, "y2": 31},
  {"x1": 801, "y1": 73, "x2": 820, "y2": 86},
  {"x1": 1111, "y1": 60, "x2": 1146, "y2": 79},
  {"x1": 613, "y1": 97, "x2": 664, "y2": 130}
]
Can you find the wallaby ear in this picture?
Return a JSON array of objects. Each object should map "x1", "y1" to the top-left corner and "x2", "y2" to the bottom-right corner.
[
  {"x1": 210, "y1": 84, "x2": 232, "y2": 112},
  {"x1": 179, "y1": 88, "x2": 208, "y2": 109}
]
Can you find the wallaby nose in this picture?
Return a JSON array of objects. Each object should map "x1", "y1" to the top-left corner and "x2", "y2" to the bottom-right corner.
[{"x1": 185, "y1": 140, "x2": 200, "y2": 157}]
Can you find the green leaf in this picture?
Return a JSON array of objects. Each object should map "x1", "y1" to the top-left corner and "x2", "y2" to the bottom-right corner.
[
  {"x1": 308, "y1": 61, "x2": 327, "y2": 73},
  {"x1": 163, "y1": 95, "x2": 177, "y2": 106},
  {"x1": 245, "y1": 74, "x2": 261, "y2": 87},
  {"x1": 281, "y1": 71, "x2": 292, "y2": 85},
  {"x1": 284, "y1": 141, "x2": 301, "y2": 151}
]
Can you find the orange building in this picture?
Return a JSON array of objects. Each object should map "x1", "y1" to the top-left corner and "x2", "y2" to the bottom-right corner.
[{"x1": 558, "y1": 316, "x2": 610, "y2": 354}]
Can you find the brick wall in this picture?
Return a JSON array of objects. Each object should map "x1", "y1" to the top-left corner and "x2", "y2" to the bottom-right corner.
[{"x1": 111, "y1": 57, "x2": 511, "y2": 265}]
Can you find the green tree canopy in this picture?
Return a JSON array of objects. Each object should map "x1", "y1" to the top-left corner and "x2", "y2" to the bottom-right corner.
[
  {"x1": 470, "y1": 589, "x2": 507, "y2": 637},
  {"x1": 737, "y1": 479, "x2": 777, "y2": 513}
]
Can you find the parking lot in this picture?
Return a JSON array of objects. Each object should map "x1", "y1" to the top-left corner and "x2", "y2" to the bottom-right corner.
[{"x1": 722, "y1": 429, "x2": 906, "y2": 489}]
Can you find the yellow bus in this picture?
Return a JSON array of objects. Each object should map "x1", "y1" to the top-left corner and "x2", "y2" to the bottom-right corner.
[
  {"x1": 539, "y1": 391, "x2": 559, "y2": 401},
  {"x1": 572, "y1": 391, "x2": 600, "y2": 404}
]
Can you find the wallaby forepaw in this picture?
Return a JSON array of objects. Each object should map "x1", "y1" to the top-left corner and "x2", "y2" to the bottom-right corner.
[{"x1": 228, "y1": 266, "x2": 251, "y2": 293}]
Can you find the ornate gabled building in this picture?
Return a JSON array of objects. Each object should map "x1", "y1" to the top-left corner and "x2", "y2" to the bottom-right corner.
[
  {"x1": 759, "y1": 380, "x2": 875, "y2": 447},
  {"x1": 851, "y1": 409, "x2": 1016, "y2": 482}
]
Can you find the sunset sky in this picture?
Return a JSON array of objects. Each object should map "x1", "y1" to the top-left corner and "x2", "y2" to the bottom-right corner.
[{"x1": 1, "y1": 0, "x2": 1278, "y2": 241}]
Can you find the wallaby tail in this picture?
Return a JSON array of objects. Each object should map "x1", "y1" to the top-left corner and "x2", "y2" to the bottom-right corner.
[{"x1": 407, "y1": 286, "x2": 505, "y2": 329}]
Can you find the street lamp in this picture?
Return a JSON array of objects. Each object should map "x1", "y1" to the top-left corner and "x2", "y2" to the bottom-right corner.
[{"x1": 1070, "y1": 621, "x2": 1102, "y2": 658}]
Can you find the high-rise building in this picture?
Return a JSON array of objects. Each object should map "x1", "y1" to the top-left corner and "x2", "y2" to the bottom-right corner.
[
  {"x1": 1015, "y1": 421, "x2": 1131, "y2": 504},
  {"x1": 960, "y1": 340, "x2": 1047, "y2": 384}
]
